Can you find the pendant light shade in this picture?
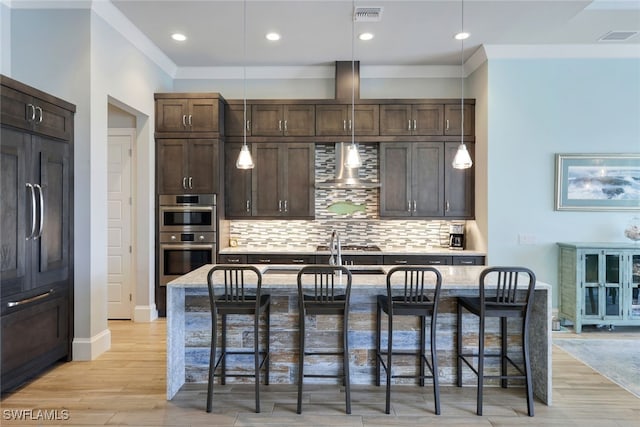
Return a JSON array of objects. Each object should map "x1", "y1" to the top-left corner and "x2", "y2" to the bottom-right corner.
[
  {"x1": 452, "y1": 0, "x2": 472, "y2": 170},
  {"x1": 236, "y1": 0, "x2": 254, "y2": 170},
  {"x1": 344, "y1": 142, "x2": 362, "y2": 168},
  {"x1": 236, "y1": 144, "x2": 254, "y2": 169}
]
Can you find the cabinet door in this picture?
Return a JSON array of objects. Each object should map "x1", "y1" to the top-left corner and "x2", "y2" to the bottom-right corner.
[
  {"x1": 187, "y1": 99, "x2": 218, "y2": 133},
  {"x1": 156, "y1": 139, "x2": 188, "y2": 194},
  {"x1": 603, "y1": 252, "x2": 623, "y2": 319},
  {"x1": 380, "y1": 143, "x2": 412, "y2": 217},
  {"x1": 413, "y1": 105, "x2": 444, "y2": 135},
  {"x1": 283, "y1": 105, "x2": 315, "y2": 136},
  {"x1": 224, "y1": 143, "x2": 252, "y2": 217},
  {"x1": 0, "y1": 127, "x2": 29, "y2": 297},
  {"x1": 630, "y1": 253, "x2": 640, "y2": 320},
  {"x1": 444, "y1": 104, "x2": 474, "y2": 136},
  {"x1": 252, "y1": 143, "x2": 282, "y2": 216},
  {"x1": 380, "y1": 105, "x2": 412, "y2": 136},
  {"x1": 31, "y1": 137, "x2": 70, "y2": 290},
  {"x1": 224, "y1": 104, "x2": 250, "y2": 137},
  {"x1": 156, "y1": 99, "x2": 188, "y2": 133},
  {"x1": 252, "y1": 105, "x2": 284, "y2": 136},
  {"x1": 444, "y1": 142, "x2": 474, "y2": 218},
  {"x1": 412, "y1": 142, "x2": 444, "y2": 217},
  {"x1": 1, "y1": 86, "x2": 33, "y2": 132},
  {"x1": 582, "y1": 252, "x2": 602, "y2": 318},
  {"x1": 282, "y1": 144, "x2": 314, "y2": 218},
  {"x1": 187, "y1": 139, "x2": 218, "y2": 194},
  {"x1": 316, "y1": 105, "x2": 348, "y2": 136},
  {"x1": 34, "y1": 98, "x2": 73, "y2": 141},
  {"x1": 351, "y1": 104, "x2": 379, "y2": 136}
]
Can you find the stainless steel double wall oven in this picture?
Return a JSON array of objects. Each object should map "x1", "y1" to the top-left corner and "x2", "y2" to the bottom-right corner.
[{"x1": 158, "y1": 194, "x2": 217, "y2": 286}]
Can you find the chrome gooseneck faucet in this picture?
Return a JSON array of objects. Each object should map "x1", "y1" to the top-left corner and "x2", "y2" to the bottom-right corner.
[{"x1": 329, "y1": 230, "x2": 342, "y2": 266}]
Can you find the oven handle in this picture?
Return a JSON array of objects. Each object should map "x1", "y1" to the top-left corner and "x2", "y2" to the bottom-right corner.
[
  {"x1": 160, "y1": 244, "x2": 215, "y2": 250},
  {"x1": 160, "y1": 206, "x2": 214, "y2": 213}
]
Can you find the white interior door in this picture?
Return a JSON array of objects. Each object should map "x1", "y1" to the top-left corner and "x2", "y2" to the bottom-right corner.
[{"x1": 107, "y1": 129, "x2": 135, "y2": 319}]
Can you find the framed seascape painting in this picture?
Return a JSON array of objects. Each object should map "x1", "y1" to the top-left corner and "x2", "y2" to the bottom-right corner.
[{"x1": 555, "y1": 153, "x2": 640, "y2": 211}]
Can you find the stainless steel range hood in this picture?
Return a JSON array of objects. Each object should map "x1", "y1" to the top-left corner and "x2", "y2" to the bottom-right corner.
[{"x1": 316, "y1": 142, "x2": 380, "y2": 189}]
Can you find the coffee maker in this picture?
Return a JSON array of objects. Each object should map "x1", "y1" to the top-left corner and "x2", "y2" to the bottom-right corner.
[{"x1": 448, "y1": 224, "x2": 465, "y2": 250}]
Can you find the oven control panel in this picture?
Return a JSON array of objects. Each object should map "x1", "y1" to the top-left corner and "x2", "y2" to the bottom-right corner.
[{"x1": 160, "y1": 232, "x2": 216, "y2": 244}]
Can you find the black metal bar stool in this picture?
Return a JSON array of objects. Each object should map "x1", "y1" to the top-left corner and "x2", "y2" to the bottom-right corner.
[
  {"x1": 206, "y1": 265, "x2": 270, "y2": 413},
  {"x1": 456, "y1": 266, "x2": 536, "y2": 416},
  {"x1": 296, "y1": 265, "x2": 352, "y2": 414},
  {"x1": 375, "y1": 266, "x2": 443, "y2": 415}
]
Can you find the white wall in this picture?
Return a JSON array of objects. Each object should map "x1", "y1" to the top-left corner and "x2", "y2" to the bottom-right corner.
[
  {"x1": 10, "y1": 6, "x2": 172, "y2": 359},
  {"x1": 486, "y1": 58, "x2": 640, "y2": 307},
  {"x1": 0, "y1": 2, "x2": 10, "y2": 75}
]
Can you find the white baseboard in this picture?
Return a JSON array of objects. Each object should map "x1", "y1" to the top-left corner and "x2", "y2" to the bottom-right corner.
[
  {"x1": 72, "y1": 328, "x2": 111, "y2": 361},
  {"x1": 133, "y1": 304, "x2": 158, "y2": 322}
]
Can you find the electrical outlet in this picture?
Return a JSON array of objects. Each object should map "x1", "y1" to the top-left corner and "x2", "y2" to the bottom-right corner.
[{"x1": 518, "y1": 233, "x2": 537, "y2": 245}]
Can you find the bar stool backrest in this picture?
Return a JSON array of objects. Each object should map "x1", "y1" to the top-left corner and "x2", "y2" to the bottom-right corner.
[
  {"x1": 207, "y1": 265, "x2": 263, "y2": 307},
  {"x1": 386, "y1": 266, "x2": 442, "y2": 316},
  {"x1": 297, "y1": 265, "x2": 352, "y2": 303},
  {"x1": 479, "y1": 266, "x2": 536, "y2": 317}
]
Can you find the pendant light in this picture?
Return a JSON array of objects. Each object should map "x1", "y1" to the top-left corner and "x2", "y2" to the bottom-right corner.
[
  {"x1": 452, "y1": 0, "x2": 473, "y2": 170},
  {"x1": 344, "y1": 0, "x2": 362, "y2": 169},
  {"x1": 236, "y1": 0, "x2": 254, "y2": 169}
]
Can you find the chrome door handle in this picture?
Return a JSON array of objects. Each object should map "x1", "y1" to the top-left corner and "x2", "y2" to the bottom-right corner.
[
  {"x1": 259, "y1": 259, "x2": 271, "y2": 263},
  {"x1": 7, "y1": 289, "x2": 54, "y2": 308},
  {"x1": 278, "y1": 200, "x2": 282, "y2": 212},
  {"x1": 182, "y1": 115, "x2": 187, "y2": 127},
  {"x1": 26, "y1": 183, "x2": 37, "y2": 240},
  {"x1": 413, "y1": 200, "x2": 417, "y2": 213},
  {"x1": 408, "y1": 120, "x2": 412, "y2": 131},
  {"x1": 407, "y1": 201, "x2": 412, "y2": 212},
  {"x1": 446, "y1": 119, "x2": 450, "y2": 130},
  {"x1": 246, "y1": 120, "x2": 251, "y2": 132},
  {"x1": 284, "y1": 200, "x2": 288, "y2": 212},
  {"x1": 446, "y1": 200, "x2": 450, "y2": 212},
  {"x1": 284, "y1": 120, "x2": 288, "y2": 133},
  {"x1": 246, "y1": 200, "x2": 251, "y2": 213},
  {"x1": 34, "y1": 184, "x2": 44, "y2": 239},
  {"x1": 36, "y1": 106, "x2": 43, "y2": 123},
  {"x1": 413, "y1": 119, "x2": 417, "y2": 131},
  {"x1": 182, "y1": 177, "x2": 187, "y2": 190},
  {"x1": 394, "y1": 260, "x2": 408, "y2": 264},
  {"x1": 188, "y1": 115, "x2": 193, "y2": 126},
  {"x1": 26, "y1": 104, "x2": 36, "y2": 121},
  {"x1": 188, "y1": 177, "x2": 193, "y2": 189},
  {"x1": 343, "y1": 120, "x2": 347, "y2": 131},
  {"x1": 278, "y1": 120, "x2": 282, "y2": 131},
  {"x1": 348, "y1": 120, "x2": 352, "y2": 131}
]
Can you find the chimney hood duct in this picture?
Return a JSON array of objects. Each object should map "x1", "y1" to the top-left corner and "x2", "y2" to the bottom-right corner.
[{"x1": 316, "y1": 62, "x2": 379, "y2": 189}]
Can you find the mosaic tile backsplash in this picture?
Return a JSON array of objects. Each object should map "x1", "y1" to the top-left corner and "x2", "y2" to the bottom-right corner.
[{"x1": 229, "y1": 143, "x2": 464, "y2": 249}]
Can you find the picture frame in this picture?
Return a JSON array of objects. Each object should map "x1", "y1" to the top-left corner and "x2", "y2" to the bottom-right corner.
[{"x1": 555, "y1": 153, "x2": 640, "y2": 211}]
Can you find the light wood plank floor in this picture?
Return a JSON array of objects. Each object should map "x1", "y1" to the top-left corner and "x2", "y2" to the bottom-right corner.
[{"x1": 1, "y1": 320, "x2": 638, "y2": 426}]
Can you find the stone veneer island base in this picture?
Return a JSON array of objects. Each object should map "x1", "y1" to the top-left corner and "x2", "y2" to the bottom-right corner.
[{"x1": 167, "y1": 265, "x2": 552, "y2": 406}]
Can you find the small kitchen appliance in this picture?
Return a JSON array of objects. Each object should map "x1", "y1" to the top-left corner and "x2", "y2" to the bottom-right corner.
[{"x1": 449, "y1": 224, "x2": 465, "y2": 250}]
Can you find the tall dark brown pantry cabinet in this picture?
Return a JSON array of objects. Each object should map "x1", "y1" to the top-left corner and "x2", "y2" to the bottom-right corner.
[{"x1": 0, "y1": 75, "x2": 74, "y2": 393}]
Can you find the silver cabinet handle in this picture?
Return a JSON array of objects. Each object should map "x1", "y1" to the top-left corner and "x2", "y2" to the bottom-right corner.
[
  {"x1": 407, "y1": 201, "x2": 412, "y2": 212},
  {"x1": 188, "y1": 176, "x2": 193, "y2": 189},
  {"x1": 246, "y1": 200, "x2": 251, "y2": 213},
  {"x1": 36, "y1": 106, "x2": 43, "y2": 123},
  {"x1": 227, "y1": 258, "x2": 241, "y2": 263},
  {"x1": 34, "y1": 184, "x2": 44, "y2": 239},
  {"x1": 446, "y1": 200, "x2": 450, "y2": 212},
  {"x1": 26, "y1": 183, "x2": 37, "y2": 240},
  {"x1": 292, "y1": 259, "x2": 305, "y2": 263},
  {"x1": 348, "y1": 119, "x2": 352, "y2": 131},
  {"x1": 7, "y1": 289, "x2": 54, "y2": 308},
  {"x1": 428, "y1": 260, "x2": 443, "y2": 265},
  {"x1": 284, "y1": 200, "x2": 288, "y2": 212},
  {"x1": 413, "y1": 200, "x2": 417, "y2": 213},
  {"x1": 188, "y1": 114, "x2": 193, "y2": 126},
  {"x1": 278, "y1": 200, "x2": 282, "y2": 212},
  {"x1": 394, "y1": 260, "x2": 408, "y2": 264},
  {"x1": 246, "y1": 120, "x2": 251, "y2": 132},
  {"x1": 284, "y1": 120, "x2": 288, "y2": 133},
  {"x1": 26, "y1": 104, "x2": 36, "y2": 121},
  {"x1": 278, "y1": 120, "x2": 282, "y2": 131},
  {"x1": 182, "y1": 115, "x2": 187, "y2": 127},
  {"x1": 446, "y1": 119, "x2": 450, "y2": 130},
  {"x1": 259, "y1": 259, "x2": 271, "y2": 263},
  {"x1": 343, "y1": 120, "x2": 347, "y2": 131},
  {"x1": 182, "y1": 177, "x2": 187, "y2": 190},
  {"x1": 413, "y1": 119, "x2": 417, "y2": 131},
  {"x1": 459, "y1": 260, "x2": 474, "y2": 265},
  {"x1": 408, "y1": 120, "x2": 412, "y2": 131}
]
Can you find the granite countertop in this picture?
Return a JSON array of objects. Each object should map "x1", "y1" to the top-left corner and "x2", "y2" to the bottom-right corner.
[
  {"x1": 219, "y1": 245, "x2": 486, "y2": 256},
  {"x1": 168, "y1": 263, "x2": 550, "y2": 291}
]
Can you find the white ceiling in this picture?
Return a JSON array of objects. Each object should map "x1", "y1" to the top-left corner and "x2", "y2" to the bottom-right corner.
[{"x1": 108, "y1": 0, "x2": 640, "y2": 68}]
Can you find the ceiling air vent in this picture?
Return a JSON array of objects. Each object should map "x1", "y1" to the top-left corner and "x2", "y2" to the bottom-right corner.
[
  {"x1": 599, "y1": 31, "x2": 638, "y2": 41},
  {"x1": 354, "y1": 7, "x2": 383, "y2": 22}
]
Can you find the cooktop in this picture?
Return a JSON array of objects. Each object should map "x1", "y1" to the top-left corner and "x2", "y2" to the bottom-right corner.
[{"x1": 316, "y1": 245, "x2": 381, "y2": 252}]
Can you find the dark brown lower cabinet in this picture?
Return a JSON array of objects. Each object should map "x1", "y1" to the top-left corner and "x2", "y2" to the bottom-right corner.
[{"x1": 1, "y1": 75, "x2": 74, "y2": 393}]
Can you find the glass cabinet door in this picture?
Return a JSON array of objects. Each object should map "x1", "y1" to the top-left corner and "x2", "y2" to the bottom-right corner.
[
  {"x1": 630, "y1": 254, "x2": 640, "y2": 320},
  {"x1": 582, "y1": 253, "x2": 601, "y2": 318},
  {"x1": 603, "y1": 253, "x2": 622, "y2": 319}
]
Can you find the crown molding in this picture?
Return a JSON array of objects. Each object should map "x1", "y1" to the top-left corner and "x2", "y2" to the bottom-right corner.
[{"x1": 483, "y1": 44, "x2": 640, "y2": 59}]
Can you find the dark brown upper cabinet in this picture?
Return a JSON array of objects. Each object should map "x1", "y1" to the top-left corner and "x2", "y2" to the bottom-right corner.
[
  {"x1": 380, "y1": 104, "x2": 444, "y2": 136},
  {"x1": 315, "y1": 104, "x2": 379, "y2": 136},
  {"x1": 224, "y1": 142, "x2": 253, "y2": 217},
  {"x1": 155, "y1": 94, "x2": 223, "y2": 135},
  {"x1": 380, "y1": 141, "x2": 474, "y2": 219},
  {"x1": 224, "y1": 103, "x2": 251, "y2": 137},
  {"x1": 156, "y1": 139, "x2": 220, "y2": 194},
  {"x1": 444, "y1": 104, "x2": 474, "y2": 136},
  {"x1": 251, "y1": 104, "x2": 315, "y2": 137}
]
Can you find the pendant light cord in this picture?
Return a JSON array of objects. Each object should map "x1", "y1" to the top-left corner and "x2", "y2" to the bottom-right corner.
[
  {"x1": 351, "y1": 0, "x2": 355, "y2": 146},
  {"x1": 243, "y1": 0, "x2": 247, "y2": 146},
  {"x1": 460, "y1": 0, "x2": 464, "y2": 145}
]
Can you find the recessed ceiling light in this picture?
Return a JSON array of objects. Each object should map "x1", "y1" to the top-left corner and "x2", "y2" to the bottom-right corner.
[
  {"x1": 171, "y1": 33, "x2": 187, "y2": 42},
  {"x1": 454, "y1": 32, "x2": 470, "y2": 40},
  {"x1": 359, "y1": 32, "x2": 374, "y2": 41},
  {"x1": 265, "y1": 32, "x2": 281, "y2": 41}
]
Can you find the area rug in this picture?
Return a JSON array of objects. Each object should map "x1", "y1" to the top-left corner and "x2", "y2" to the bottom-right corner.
[{"x1": 553, "y1": 338, "x2": 640, "y2": 398}]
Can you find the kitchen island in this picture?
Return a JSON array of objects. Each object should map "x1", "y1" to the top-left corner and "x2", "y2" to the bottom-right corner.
[{"x1": 167, "y1": 264, "x2": 552, "y2": 405}]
